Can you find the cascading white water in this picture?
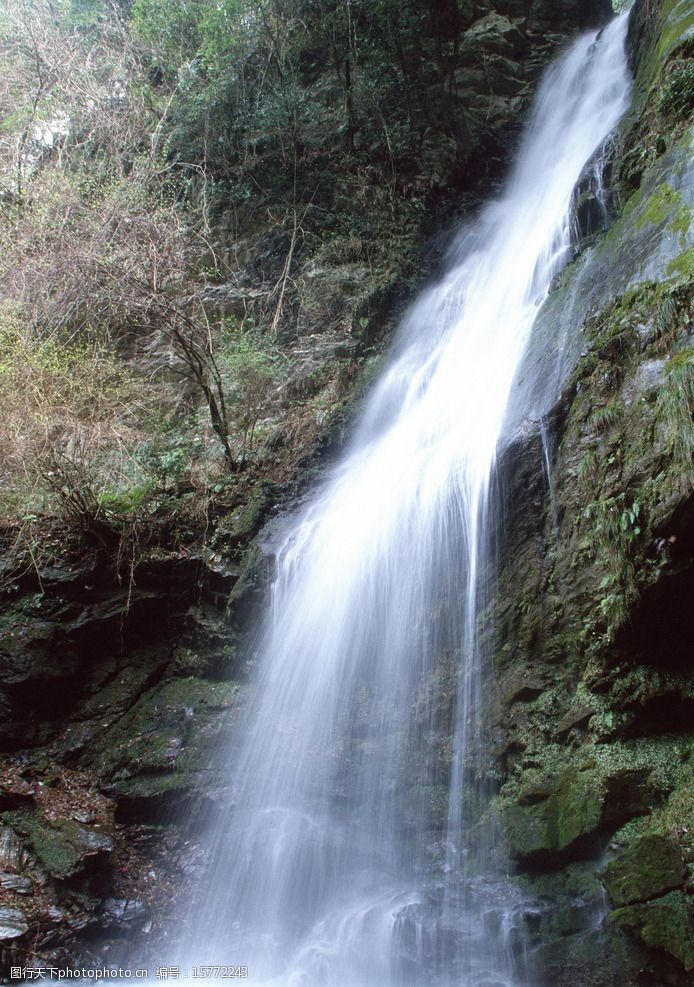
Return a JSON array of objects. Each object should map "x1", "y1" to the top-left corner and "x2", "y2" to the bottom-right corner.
[{"x1": 174, "y1": 17, "x2": 631, "y2": 987}]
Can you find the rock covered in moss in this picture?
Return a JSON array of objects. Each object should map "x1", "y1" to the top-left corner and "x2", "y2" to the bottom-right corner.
[
  {"x1": 85, "y1": 677, "x2": 246, "y2": 814},
  {"x1": 609, "y1": 890, "x2": 694, "y2": 972},
  {"x1": 0, "y1": 808, "x2": 113, "y2": 880},
  {"x1": 502, "y1": 764, "x2": 603, "y2": 867},
  {"x1": 603, "y1": 834, "x2": 687, "y2": 906},
  {"x1": 529, "y1": 924, "x2": 651, "y2": 987}
]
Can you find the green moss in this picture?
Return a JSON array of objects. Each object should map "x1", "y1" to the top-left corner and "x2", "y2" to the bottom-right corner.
[
  {"x1": 609, "y1": 890, "x2": 694, "y2": 971},
  {"x1": 616, "y1": 0, "x2": 694, "y2": 195},
  {"x1": 0, "y1": 808, "x2": 110, "y2": 879},
  {"x1": 499, "y1": 734, "x2": 693, "y2": 864},
  {"x1": 592, "y1": 735, "x2": 692, "y2": 792},
  {"x1": 603, "y1": 834, "x2": 686, "y2": 906},
  {"x1": 501, "y1": 802, "x2": 548, "y2": 859},
  {"x1": 613, "y1": 776, "x2": 694, "y2": 856},
  {"x1": 488, "y1": 2, "x2": 694, "y2": 962},
  {"x1": 554, "y1": 768, "x2": 602, "y2": 849},
  {"x1": 549, "y1": 271, "x2": 693, "y2": 651},
  {"x1": 520, "y1": 860, "x2": 603, "y2": 904},
  {"x1": 87, "y1": 677, "x2": 244, "y2": 791},
  {"x1": 634, "y1": 182, "x2": 690, "y2": 236},
  {"x1": 653, "y1": 1, "x2": 694, "y2": 71},
  {"x1": 219, "y1": 484, "x2": 272, "y2": 544},
  {"x1": 154, "y1": 677, "x2": 240, "y2": 710},
  {"x1": 107, "y1": 772, "x2": 194, "y2": 800},
  {"x1": 629, "y1": 0, "x2": 694, "y2": 111},
  {"x1": 666, "y1": 243, "x2": 694, "y2": 276},
  {"x1": 227, "y1": 540, "x2": 266, "y2": 610},
  {"x1": 501, "y1": 764, "x2": 603, "y2": 864}
]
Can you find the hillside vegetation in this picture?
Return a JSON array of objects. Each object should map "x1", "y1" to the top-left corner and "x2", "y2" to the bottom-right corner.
[{"x1": 0, "y1": 0, "x2": 601, "y2": 566}]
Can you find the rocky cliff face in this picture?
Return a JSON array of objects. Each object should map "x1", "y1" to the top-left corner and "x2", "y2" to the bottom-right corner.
[
  {"x1": 488, "y1": 0, "x2": 693, "y2": 982},
  {"x1": 0, "y1": 0, "x2": 692, "y2": 980}
]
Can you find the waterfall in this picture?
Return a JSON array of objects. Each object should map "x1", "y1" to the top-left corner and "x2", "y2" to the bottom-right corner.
[{"x1": 173, "y1": 16, "x2": 631, "y2": 987}]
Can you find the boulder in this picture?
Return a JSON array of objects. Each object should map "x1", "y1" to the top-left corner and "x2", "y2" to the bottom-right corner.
[
  {"x1": 1, "y1": 808, "x2": 113, "y2": 880},
  {"x1": 602, "y1": 834, "x2": 687, "y2": 906},
  {"x1": 609, "y1": 891, "x2": 694, "y2": 972},
  {"x1": 502, "y1": 764, "x2": 602, "y2": 867}
]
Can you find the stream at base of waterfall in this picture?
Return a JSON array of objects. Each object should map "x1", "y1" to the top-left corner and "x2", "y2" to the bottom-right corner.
[{"x1": 139, "y1": 15, "x2": 634, "y2": 987}]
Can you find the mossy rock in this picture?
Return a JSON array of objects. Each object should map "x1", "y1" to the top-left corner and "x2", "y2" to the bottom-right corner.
[
  {"x1": 219, "y1": 483, "x2": 274, "y2": 546},
  {"x1": 531, "y1": 924, "x2": 650, "y2": 987},
  {"x1": 502, "y1": 764, "x2": 602, "y2": 867},
  {"x1": 521, "y1": 860, "x2": 605, "y2": 906},
  {"x1": 519, "y1": 862, "x2": 607, "y2": 941},
  {"x1": 226, "y1": 540, "x2": 269, "y2": 620},
  {"x1": 0, "y1": 807, "x2": 112, "y2": 880},
  {"x1": 85, "y1": 677, "x2": 244, "y2": 798},
  {"x1": 603, "y1": 834, "x2": 686, "y2": 906},
  {"x1": 609, "y1": 890, "x2": 694, "y2": 972}
]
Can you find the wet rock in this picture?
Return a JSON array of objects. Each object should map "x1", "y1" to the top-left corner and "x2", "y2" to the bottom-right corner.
[
  {"x1": 531, "y1": 0, "x2": 612, "y2": 32},
  {"x1": 603, "y1": 834, "x2": 687, "y2": 907},
  {"x1": 0, "y1": 906, "x2": 29, "y2": 940},
  {"x1": 0, "y1": 824, "x2": 29, "y2": 872},
  {"x1": 0, "y1": 872, "x2": 32, "y2": 893},
  {"x1": 485, "y1": 5, "x2": 694, "y2": 981},
  {"x1": 101, "y1": 898, "x2": 149, "y2": 928},
  {"x1": 0, "y1": 0, "x2": 686, "y2": 981},
  {"x1": 85, "y1": 677, "x2": 244, "y2": 819},
  {"x1": 0, "y1": 545, "x2": 203, "y2": 750},
  {"x1": 532, "y1": 924, "x2": 650, "y2": 987},
  {"x1": 43, "y1": 906, "x2": 65, "y2": 922},
  {"x1": 505, "y1": 137, "x2": 694, "y2": 435},
  {"x1": 601, "y1": 769, "x2": 660, "y2": 828},
  {"x1": 518, "y1": 779, "x2": 557, "y2": 806},
  {"x1": 0, "y1": 617, "x2": 74, "y2": 685}
]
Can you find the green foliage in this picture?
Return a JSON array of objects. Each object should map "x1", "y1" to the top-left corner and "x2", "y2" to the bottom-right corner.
[
  {"x1": 658, "y1": 58, "x2": 694, "y2": 122},
  {"x1": 219, "y1": 321, "x2": 286, "y2": 459},
  {"x1": 591, "y1": 399, "x2": 623, "y2": 433},
  {"x1": 62, "y1": 0, "x2": 109, "y2": 31},
  {"x1": 585, "y1": 492, "x2": 642, "y2": 563},
  {"x1": 126, "y1": 0, "x2": 464, "y2": 199},
  {"x1": 130, "y1": 0, "x2": 204, "y2": 75},
  {"x1": 97, "y1": 483, "x2": 153, "y2": 516},
  {"x1": 656, "y1": 350, "x2": 694, "y2": 475},
  {"x1": 197, "y1": 0, "x2": 248, "y2": 71}
]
